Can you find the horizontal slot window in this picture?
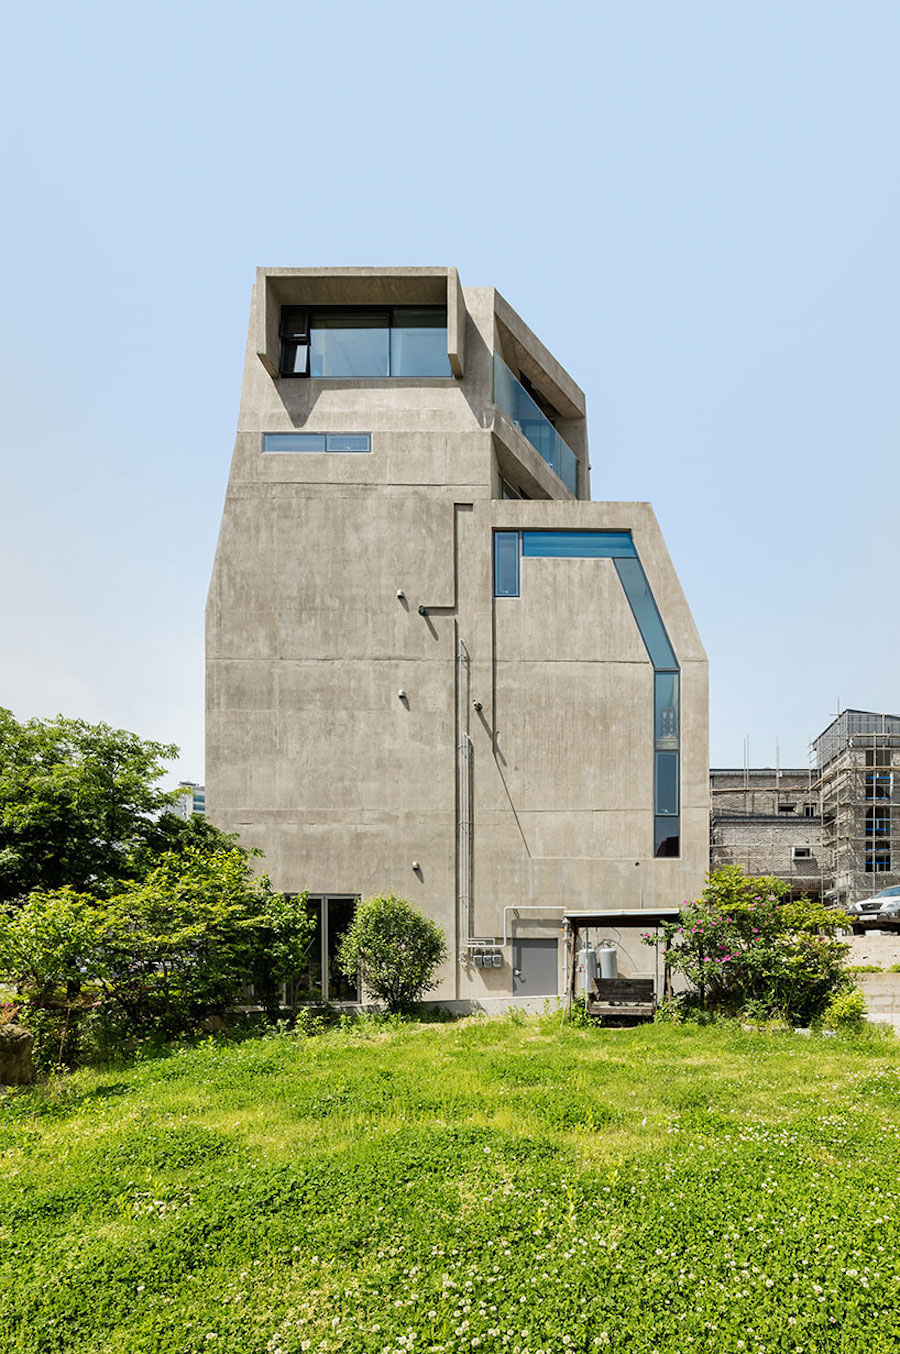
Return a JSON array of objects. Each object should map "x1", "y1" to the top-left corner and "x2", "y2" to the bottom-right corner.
[
  {"x1": 521, "y1": 531, "x2": 636, "y2": 559},
  {"x1": 262, "y1": 433, "x2": 371, "y2": 454}
]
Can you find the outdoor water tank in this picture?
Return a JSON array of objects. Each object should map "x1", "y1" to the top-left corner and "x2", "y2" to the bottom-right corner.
[{"x1": 598, "y1": 943, "x2": 618, "y2": 980}]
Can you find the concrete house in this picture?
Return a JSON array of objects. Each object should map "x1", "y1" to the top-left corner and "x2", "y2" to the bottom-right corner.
[{"x1": 206, "y1": 268, "x2": 708, "y2": 1007}]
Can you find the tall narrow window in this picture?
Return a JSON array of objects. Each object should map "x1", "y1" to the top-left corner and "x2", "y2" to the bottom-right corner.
[{"x1": 493, "y1": 532, "x2": 520, "y2": 598}]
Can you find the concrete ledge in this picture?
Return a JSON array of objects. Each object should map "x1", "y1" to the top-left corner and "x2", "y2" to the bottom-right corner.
[{"x1": 858, "y1": 973, "x2": 900, "y2": 1014}]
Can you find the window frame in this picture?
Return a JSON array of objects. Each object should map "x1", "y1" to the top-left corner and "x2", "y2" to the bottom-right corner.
[
  {"x1": 261, "y1": 432, "x2": 372, "y2": 454},
  {"x1": 279, "y1": 305, "x2": 452, "y2": 379}
]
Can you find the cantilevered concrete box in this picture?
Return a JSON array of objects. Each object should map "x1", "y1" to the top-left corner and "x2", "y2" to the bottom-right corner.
[{"x1": 206, "y1": 268, "x2": 708, "y2": 1005}]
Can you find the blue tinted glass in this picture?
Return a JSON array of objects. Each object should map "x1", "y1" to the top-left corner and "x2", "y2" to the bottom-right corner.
[
  {"x1": 494, "y1": 532, "x2": 520, "y2": 597},
  {"x1": 309, "y1": 312, "x2": 390, "y2": 377},
  {"x1": 656, "y1": 751, "x2": 679, "y2": 815},
  {"x1": 613, "y1": 557, "x2": 677, "y2": 669},
  {"x1": 326, "y1": 434, "x2": 371, "y2": 453},
  {"x1": 391, "y1": 308, "x2": 451, "y2": 376},
  {"x1": 654, "y1": 672, "x2": 679, "y2": 750},
  {"x1": 655, "y1": 817, "x2": 680, "y2": 858},
  {"x1": 522, "y1": 531, "x2": 635, "y2": 559},
  {"x1": 262, "y1": 433, "x2": 326, "y2": 452}
]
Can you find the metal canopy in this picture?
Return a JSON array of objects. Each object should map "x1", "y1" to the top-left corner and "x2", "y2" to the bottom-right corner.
[{"x1": 563, "y1": 909, "x2": 680, "y2": 929}]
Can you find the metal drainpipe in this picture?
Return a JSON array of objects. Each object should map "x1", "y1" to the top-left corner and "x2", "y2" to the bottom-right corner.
[
  {"x1": 465, "y1": 905, "x2": 566, "y2": 950},
  {"x1": 456, "y1": 636, "x2": 474, "y2": 951}
]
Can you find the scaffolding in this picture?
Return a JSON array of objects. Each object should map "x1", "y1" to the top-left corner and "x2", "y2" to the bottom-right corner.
[{"x1": 811, "y1": 711, "x2": 900, "y2": 906}]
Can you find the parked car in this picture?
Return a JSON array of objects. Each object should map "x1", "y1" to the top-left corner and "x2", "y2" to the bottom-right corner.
[
  {"x1": 875, "y1": 887, "x2": 900, "y2": 930},
  {"x1": 847, "y1": 886, "x2": 900, "y2": 933}
]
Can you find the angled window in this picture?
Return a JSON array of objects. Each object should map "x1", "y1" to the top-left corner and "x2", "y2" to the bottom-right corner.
[{"x1": 495, "y1": 529, "x2": 681, "y2": 857}]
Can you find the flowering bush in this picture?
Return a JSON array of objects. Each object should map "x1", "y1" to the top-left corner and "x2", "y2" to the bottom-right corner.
[{"x1": 646, "y1": 866, "x2": 853, "y2": 1025}]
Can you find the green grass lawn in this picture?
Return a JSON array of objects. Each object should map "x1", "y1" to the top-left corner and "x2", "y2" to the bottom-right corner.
[{"x1": 2, "y1": 1014, "x2": 900, "y2": 1354}]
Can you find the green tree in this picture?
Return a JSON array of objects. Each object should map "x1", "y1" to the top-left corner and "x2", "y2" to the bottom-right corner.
[
  {"x1": 0, "y1": 709, "x2": 179, "y2": 903},
  {"x1": 97, "y1": 846, "x2": 312, "y2": 1035},
  {"x1": 647, "y1": 866, "x2": 852, "y2": 1025},
  {"x1": 0, "y1": 849, "x2": 314, "y2": 1058},
  {"x1": 337, "y1": 894, "x2": 446, "y2": 1012},
  {"x1": 0, "y1": 887, "x2": 109, "y2": 1067}
]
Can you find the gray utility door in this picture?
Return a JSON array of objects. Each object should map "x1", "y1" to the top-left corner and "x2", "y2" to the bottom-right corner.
[{"x1": 512, "y1": 937, "x2": 559, "y2": 996}]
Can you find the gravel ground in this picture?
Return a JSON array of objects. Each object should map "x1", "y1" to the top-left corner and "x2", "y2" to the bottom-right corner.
[{"x1": 849, "y1": 932, "x2": 900, "y2": 967}]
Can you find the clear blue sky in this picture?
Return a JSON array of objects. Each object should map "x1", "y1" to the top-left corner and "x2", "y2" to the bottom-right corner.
[{"x1": 1, "y1": 0, "x2": 898, "y2": 779}]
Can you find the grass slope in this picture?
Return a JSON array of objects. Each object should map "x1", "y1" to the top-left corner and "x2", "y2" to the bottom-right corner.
[{"x1": 2, "y1": 1015, "x2": 900, "y2": 1354}]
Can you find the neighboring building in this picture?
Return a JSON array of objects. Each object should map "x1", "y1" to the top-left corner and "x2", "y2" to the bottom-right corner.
[
  {"x1": 813, "y1": 710, "x2": 900, "y2": 908},
  {"x1": 710, "y1": 768, "x2": 822, "y2": 902},
  {"x1": 172, "y1": 781, "x2": 206, "y2": 820},
  {"x1": 206, "y1": 267, "x2": 709, "y2": 1005}
]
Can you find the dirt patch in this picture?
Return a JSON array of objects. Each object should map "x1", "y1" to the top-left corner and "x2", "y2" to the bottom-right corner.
[{"x1": 849, "y1": 933, "x2": 900, "y2": 969}]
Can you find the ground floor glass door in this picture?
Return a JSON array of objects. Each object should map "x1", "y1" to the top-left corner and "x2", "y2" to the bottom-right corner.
[{"x1": 289, "y1": 895, "x2": 359, "y2": 1003}]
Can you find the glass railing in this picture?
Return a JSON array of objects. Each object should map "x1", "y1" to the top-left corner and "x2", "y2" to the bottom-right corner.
[{"x1": 492, "y1": 353, "x2": 578, "y2": 495}]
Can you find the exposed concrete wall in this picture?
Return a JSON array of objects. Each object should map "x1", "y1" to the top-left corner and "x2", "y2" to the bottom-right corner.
[{"x1": 207, "y1": 269, "x2": 709, "y2": 1003}]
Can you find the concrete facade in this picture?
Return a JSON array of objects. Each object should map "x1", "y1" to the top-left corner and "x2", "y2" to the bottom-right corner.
[{"x1": 206, "y1": 268, "x2": 709, "y2": 1003}]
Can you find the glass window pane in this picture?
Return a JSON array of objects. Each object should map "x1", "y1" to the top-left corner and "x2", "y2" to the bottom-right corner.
[
  {"x1": 326, "y1": 897, "x2": 358, "y2": 1001},
  {"x1": 309, "y1": 311, "x2": 390, "y2": 378},
  {"x1": 522, "y1": 531, "x2": 636, "y2": 559},
  {"x1": 280, "y1": 341, "x2": 310, "y2": 376},
  {"x1": 326, "y1": 434, "x2": 371, "y2": 453},
  {"x1": 391, "y1": 308, "x2": 451, "y2": 376},
  {"x1": 280, "y1": 307, "x2": 309, "y2": 338},
  {"x1": 654, "y1": 673, "x2": 679, "y2": 750},
  {"x1": 262, "y1": 433, "x2": 326, "y2": 453},
  {"x1": 655, "y1": 817, "x2": 680, "y2": 858},
  {"x1": 289, "y1": 897, "x2": 322, "y2": 1002},
  {"x1": 613, "y1": 557, "x2": 677, "y2": 669},
  {"x1": 494, "y1": 532, "x2": 520, "y2": 597},
  {"x1": 656, "y1": 751, "x2": 679, "y2": 815}
]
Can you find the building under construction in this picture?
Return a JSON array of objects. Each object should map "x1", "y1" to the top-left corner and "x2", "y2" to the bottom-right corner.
[
  {"x1": 710, "y1": 766, "x2": 822, "y2": 901},
  {"x1": 711, "y1": 710, "x2": 900, "y2": 909},
  {"x1": 813, "y1": 710, "x2": 900, "y2": 908}
]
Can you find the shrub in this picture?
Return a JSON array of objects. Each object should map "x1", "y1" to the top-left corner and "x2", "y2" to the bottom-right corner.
[
  {"x1": 646, "y1": 866, "x2": 853, "y2": 1026},
  {"x1": 0, "y1": 852, "x2": 314, "y2": 1062},
  {"x1": 337, "y1": 894, "x2": 446, "y2": 1012},
  {"x1": 820, "y1": 988, "x2": 868, "y2": 1029}
]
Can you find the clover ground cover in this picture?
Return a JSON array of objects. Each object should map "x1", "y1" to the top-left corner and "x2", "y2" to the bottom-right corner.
[{"x1": 1, "y1": 1018, "x2": 899, "y2": 1354}]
